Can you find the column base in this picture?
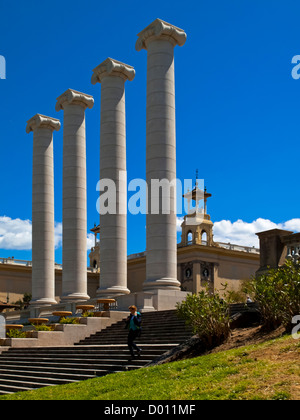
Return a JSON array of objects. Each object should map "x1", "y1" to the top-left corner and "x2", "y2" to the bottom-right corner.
[
  {"x1": 29, "y1": 298, "x2": 57, "y2": 307},
  {"x1": 115, "y1": 292, "x2": 155, "y2": 312},
  {"x1": 143, "y1": 277, "x2": 181, "y2": 292},
  {"x1": 116, "y1": 289, "x2": 188, "y2": 311},
  {"x1": 96, "y1": 286, "x2": 131, "y2": 298},
  {"x1": 151, "y1": 289, "x2": 188, "y2": 311},
  {"x1": 60, "y1": 293, "x2": 90, "y2": 303}
]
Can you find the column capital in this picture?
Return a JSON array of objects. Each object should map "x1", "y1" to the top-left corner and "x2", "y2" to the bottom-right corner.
[
  {"x1": 55, "y1": 89, "x2": 94, "y2": 112},
  {"x1": 26, "y1": 114, "x2": 61, "y2": 134},
  {"x1": 91, "y1": 58, "x2": 135, "y2": 84},
  {"x1": 136, "y1": 18, "x2": 187, "y2": 51}
]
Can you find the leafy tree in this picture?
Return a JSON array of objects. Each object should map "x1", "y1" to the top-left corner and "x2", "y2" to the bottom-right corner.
[
  {"x1": 247, "y1": 259, "x2": 300, "y2": 332},
  {"x1": 176, "y1": 290, "x2": 230, "y2": 348},
  {"x1": 13, "y1": 293, "x2": 32, "y2": 310}
]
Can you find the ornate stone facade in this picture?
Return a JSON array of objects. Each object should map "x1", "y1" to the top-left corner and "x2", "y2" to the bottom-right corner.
[{"x1": 256, "y1": 229, "x2": 300, "y2": 274}]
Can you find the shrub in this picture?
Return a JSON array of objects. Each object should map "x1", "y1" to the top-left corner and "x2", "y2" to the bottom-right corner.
[
  {"x1": 33, "y1": 325, "x2": 55, "y2": 332},
  {"x1": 176, "y1": 290, "x2": 230, "y2": 348},
  {"x1": 224, "y1": 279, "x2": 252, "y2": 303},
  {"x1": 59, "y1": 317, "x2": 80, "y2": 325},
  {"x1": 82, "y1": 312, "x2": 95, "y2": 318},
  {"x1": 247, "y1": 259, "x2": 300, "y2": 332},
  {"x1": 6, "y1": 329, "x2": 28, "y2": 339}
]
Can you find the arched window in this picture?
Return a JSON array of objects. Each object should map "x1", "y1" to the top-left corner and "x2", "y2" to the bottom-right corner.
[
  {"x1": 201, "y1": 230, "x2": 207, "y2": 245},
  {"x1": 187, "y1": 231, "x2": 193, "y2": 244}
]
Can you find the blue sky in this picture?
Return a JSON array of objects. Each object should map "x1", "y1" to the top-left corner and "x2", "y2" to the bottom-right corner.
[{"x1": 0, "y1": 0, "x2": 300, "y2": 263}]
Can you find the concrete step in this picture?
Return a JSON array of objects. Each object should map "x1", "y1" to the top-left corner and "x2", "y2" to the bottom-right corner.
[
  {"x1": 0, "y1": 356, "x2": 152, "y2": 366},
  {"x1": 0, "y1": 377, "x2": 55, "y2": 391},
  {"x1": 0, "y1": 363, "x2": 121, "y2": 376},
  {"x1": 0, "y1": 359, "x2": 144, "y2": 371},
  {"x1": 0, "y1": 371, "x2": 80, "y2": 386},
  {"x1": 0, "y1": 383, "x2": 41, "y2": 394},
  {"x1": 0, "y1": 353, "x2": 156, "y2": 361},
  {"x1": 78, "y1": 338, "x2": 189, "y2": 344},
  {"x1": 6, "y1": 344, "x2": 175, "y2": 352},
  {"x1": 0, "y1": 367, "x2": 96, "y2": 382},
  {"x1": 117, "y1": 321, "x2": 188, "y2": 328},
  {"x1": 78, "y1": 337, "x2": 190, "y2": 342},
  {"x1": 4, "y1": 349, "x2": 166, "y2": 357}
]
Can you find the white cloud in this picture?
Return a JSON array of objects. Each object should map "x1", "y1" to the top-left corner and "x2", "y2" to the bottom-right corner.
[
  {"x1": 0, "y1": 216, "x2": 93, "y2": 252},
  {"x1": 176, "y1": 216, "x2": 184, "y2": 232},
  {"x1": 0, "y1": 216, "x2": 32, "y2": 250},
  {"x1": 177, "y1": 216, "x2": 300, "y2": 248},
  {"x1": 213, "y1": 218, "x2": 300, "y2": 247},
  {"x1": 54, "y1": 222, "x2": 62, "y2": 249},
  {"x1": 87, "y1": 233, "x2": 95, "y2": 251}
]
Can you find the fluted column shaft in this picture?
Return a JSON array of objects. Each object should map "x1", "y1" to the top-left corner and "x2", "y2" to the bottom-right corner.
[
  {"x1": 26, "y1": 114, "x2": 61, "y2": 306},
  {"x1": 136, "y1": 19, "x2": 187, "y2": 291},
  {"x1": 56, "y1": 89, "x2": 94, "y2": 302},
  {"x1": 92, "y1": 58, "x2": 135, "y2": 297}
]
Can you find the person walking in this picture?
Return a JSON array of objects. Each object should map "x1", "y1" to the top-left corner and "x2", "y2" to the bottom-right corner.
[{"x1": 125, "y1": 305, "x2": 142, "y2": 361}]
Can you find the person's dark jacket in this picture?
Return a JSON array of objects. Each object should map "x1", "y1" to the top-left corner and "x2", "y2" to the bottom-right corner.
[{"x1": 125, "y1": 312, "x2": 142, "y2": 334}]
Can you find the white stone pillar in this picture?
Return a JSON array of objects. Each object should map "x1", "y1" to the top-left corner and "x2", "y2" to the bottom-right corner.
[
  {"x1": 56, "y1": 89, "x2": 94, "y2": 302},
  {"x1": 136, "y1": 19, "x2": 187, "y2": 291},
  {"x1": 91, "y1": 58, "x2": 135, "y2": 297},
  {"x1": 26, "y1": 114, "x2": 61, "y2": 306}
]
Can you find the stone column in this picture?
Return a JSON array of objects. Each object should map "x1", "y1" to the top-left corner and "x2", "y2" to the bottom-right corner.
[
  {"x1": 136, "y1": 19, "x2": 187, "y2": 291},
  {"x1": 91, "y1": 58, "x2": 135, "y2": 297},
  {"x1": 26, "y1": 114, "x2": 61, "y2": 306},
  {"x1": 56, "y1": 89, "x2": 94, "y2": 302}
]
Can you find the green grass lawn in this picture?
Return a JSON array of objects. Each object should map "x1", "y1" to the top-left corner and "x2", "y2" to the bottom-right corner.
[{"x1": 0, "y1": 334, "x2": 299, "y2": 400}]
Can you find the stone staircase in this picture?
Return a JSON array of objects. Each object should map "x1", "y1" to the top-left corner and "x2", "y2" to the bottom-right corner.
[
  {"x1": 76, "y1": 310, "x2": 192, "y2": 345},
  {"x1": 0, "y1": 310, "x2": 193, "y2": 395}
]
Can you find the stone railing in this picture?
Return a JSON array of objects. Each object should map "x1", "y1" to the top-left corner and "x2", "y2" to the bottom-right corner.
[
  {"x1": 177, "y1": 241, "x2": 259, "y2": 254},
  {"x1": 217, "y1": 242, "x2": 259, "y2": 254},
  {"x1": 0, "y1": 258, "x2": 97, "y2": 273},
  {"x1": 0, "y1": 258, "x2": 32, "y2": 267},
  {"x1": 127, "y1": 252, "x2": 146, "y2": 260}
]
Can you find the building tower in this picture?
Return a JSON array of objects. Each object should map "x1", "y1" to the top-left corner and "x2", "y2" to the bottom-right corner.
[
  {"x1": 89, "y1": 224, "x2": 100, "y2": 270},
  {"x1": 180, "y1": 181, "x2": 214, "y2": 247}
]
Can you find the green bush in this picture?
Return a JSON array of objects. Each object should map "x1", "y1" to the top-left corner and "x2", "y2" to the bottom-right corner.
[
  {"x1": 224, "y1": 279, "x2": 252, "y2": 303},
  {"x1": 33, "y1": 325, "x2": 54, "y2": 332},
  {"x1": 176, "y1": 290, "x2": 230, "y2": 348},
  {"x1": 6, "y1": 329, "x2": 27, "y2": 339},
  {"x1": 59, "y1": 317, "x2": 80, "y2": 325},
  {"x1": 82, "y1": 312, "x2": 95, "y2": 318},
  {"x1": 247, "y1": 259, "x2": 300, "y2": 332}
]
